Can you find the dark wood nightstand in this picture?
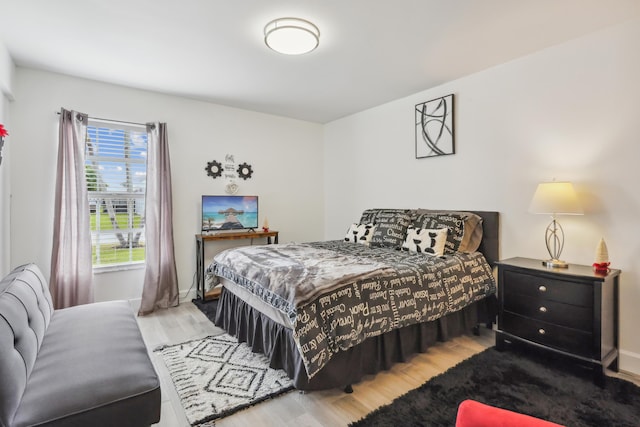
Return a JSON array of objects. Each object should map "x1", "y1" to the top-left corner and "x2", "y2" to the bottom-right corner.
[{"x1": 495, "y1": 257, "x2": 620, "y2": 386}]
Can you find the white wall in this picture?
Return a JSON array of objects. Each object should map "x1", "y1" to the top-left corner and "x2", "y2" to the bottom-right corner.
[
  {"x1": 0, "y1": 95, "x2": 10, "y2": 278},
  {"x1": 10, "y1": 69, "x2": 324, "y2": 305},
  {"x1": 324, "y1": 19, "x2": 640, "y2": 375},
  {"x1": 0, "y1": 40, "x2": 15, "y2": 277}
]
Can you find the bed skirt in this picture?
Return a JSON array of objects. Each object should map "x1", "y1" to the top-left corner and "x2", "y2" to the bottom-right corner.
[{"x1": 215, "y1": 287, "x2": 497, "y2": 391}]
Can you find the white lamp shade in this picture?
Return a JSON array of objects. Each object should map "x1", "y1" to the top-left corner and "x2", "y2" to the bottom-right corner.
[
  {"x1": 264, "y1": 18, "x2": 320, "y2": 55},
  {"x1": 529, "y1": 181, "x2": 583, "y2": 215}
]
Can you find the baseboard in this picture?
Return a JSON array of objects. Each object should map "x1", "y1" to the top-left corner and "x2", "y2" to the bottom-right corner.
[
  {"x1": 620, "y1": 349, "x2": 640, "y2": 376},
  {"x1": 180, "y1": 288, "x2": 198, "y2": 303}
]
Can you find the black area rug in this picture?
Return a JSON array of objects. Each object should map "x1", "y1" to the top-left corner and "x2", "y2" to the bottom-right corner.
[
  {"x1": 192, "y1": 297, "x2": 218, "y2": 322},
  {"x1": 350, "y1": 346, "x2": 640, "y2": 427}
]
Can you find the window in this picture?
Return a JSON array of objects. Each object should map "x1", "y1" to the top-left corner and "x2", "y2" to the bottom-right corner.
[{"x1": 85, "y1": 120, "x2": 147, "y2": 268}]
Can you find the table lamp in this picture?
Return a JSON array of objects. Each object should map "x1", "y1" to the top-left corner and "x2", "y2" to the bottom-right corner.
[{"x1": 529, "y1": 181, "x2": 583, "y2": 268}]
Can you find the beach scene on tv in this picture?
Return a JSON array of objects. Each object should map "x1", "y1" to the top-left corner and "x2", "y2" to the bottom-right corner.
[{"x1": 202, "y1": 195, "x2": 258, "y2": 231}]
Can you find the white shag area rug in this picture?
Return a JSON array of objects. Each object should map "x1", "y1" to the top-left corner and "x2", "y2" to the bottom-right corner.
[{"x1": 156, "y1": 334, "x2": 294, "y2": 426}]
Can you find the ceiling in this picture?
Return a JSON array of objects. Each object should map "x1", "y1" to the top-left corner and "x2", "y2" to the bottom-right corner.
[{"x1": 1, "y1": 0, "x2": 639, "y2": 123}]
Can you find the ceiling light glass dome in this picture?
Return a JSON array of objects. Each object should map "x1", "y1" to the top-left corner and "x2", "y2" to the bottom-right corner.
[{"x1": 264, "y1": 17, "x2": 320, "y2": 55}]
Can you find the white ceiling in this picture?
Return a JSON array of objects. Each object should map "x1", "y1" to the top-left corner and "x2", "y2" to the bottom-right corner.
[{"x1": 1, "y1": 0, "x2": 639, "y2": 123}]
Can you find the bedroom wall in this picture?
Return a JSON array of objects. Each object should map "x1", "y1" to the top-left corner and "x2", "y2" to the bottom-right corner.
[
  {"x1": 324, "y1": 18, "x2": 640, "y2": 375},
  {"x1": 0, "y1": 40, "x2": 15, "y2": 278},
  {"x1": 9, "y1": 68, "x2": 324, "y2": 305},
  {"x1": 0, "y1": 95, "x2": 9, "y2": 278}
]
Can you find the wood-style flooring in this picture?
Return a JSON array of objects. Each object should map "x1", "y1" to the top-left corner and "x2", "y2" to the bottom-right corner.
[{"x1": 135, "y1": 301, "x2": 638, "y2": 427}]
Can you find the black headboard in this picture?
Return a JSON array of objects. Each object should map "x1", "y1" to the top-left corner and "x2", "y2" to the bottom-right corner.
[{"x1": 470, "y1": 211, "x2": 500, "y2": 267}]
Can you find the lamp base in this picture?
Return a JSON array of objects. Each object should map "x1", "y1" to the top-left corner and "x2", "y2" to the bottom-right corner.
[{"x1": 542, "y1": 259, "x2": 569, "y2": 268}]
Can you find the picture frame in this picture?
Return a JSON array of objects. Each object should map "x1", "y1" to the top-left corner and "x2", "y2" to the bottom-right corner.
[{"x1": 415, "y1": 94, "x2": 454, "y2": 159}]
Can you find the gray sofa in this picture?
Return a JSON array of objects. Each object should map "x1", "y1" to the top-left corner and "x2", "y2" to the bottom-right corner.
[{"x1": 0, "y1": 264, "x2": 161, "y2": 427}]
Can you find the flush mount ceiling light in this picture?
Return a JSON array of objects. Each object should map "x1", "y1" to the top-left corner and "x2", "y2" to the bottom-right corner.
[{"x1": 264, "y1": 17, "x2": 320, "y2": 55}]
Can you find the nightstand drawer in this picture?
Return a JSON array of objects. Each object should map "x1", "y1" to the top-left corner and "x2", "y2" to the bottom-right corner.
[
  {"x1": 503, "y1": 293, "x2": 592, "y2": 331},
  {"x1": 502, "y1": 312, "x2": 592, "y2": 357},
  {"x1": 503, "y1": 270, "x2": 592, "y2": 307}
]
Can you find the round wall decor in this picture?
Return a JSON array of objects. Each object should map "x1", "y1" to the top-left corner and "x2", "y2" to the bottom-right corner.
[
  {"x1": 225, "y1": 183, "x2": 239, "y2": 194},
  {"x1": 237, "y1": 162, "x2": 254, "y2": 180},
  {"x1": 205, "y1": 160, "x2": 223, "y2": 179}
]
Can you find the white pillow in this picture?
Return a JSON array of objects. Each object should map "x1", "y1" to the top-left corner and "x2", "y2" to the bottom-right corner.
[
  {"x1": 401, "y1": 227, "x2": 448, "y2": 256},
  {"x1": 344, "y1": 223, "x2": 376, "y2": 245}
]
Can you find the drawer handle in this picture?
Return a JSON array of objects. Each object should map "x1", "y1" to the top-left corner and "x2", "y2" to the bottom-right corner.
[
  {"x1": 538, "y1": 328, "x2": 546, "y2": 335},
  {"x1": 538, "y1": 285, "x2": 547, "y2": 292},
  {"x1": 539, "y1": 306, "x2": 547, "y2": 313}
]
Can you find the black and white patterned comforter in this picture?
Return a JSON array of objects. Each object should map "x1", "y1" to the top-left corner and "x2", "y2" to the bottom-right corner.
[{"x1": 209, "y1": 240, "x2": 496, "y2": 379}]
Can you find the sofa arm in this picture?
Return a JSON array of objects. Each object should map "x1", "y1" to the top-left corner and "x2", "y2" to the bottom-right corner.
[
  {"x1": 455, "y1": 400, "x2": 565, "y2": 427},
  {"x1": 0, "y1": 264, "x2": 54, "y2": 427}
]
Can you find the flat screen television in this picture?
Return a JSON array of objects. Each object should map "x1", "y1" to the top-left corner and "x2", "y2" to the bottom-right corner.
[{"x1": 201, "y1": 195, "x2": 258, "y2": 231}]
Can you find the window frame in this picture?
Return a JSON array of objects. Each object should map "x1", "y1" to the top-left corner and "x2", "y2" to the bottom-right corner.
[{"x1": 85, "y1": 119, "x2": 148, "y2": 271}]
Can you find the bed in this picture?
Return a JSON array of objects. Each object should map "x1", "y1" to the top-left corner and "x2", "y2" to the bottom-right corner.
[{"x1": 207, "y1": 209, "x2": 499, "y2": 391}]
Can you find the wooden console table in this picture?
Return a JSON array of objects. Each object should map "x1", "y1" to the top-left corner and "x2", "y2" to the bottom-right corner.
[{"x1": 195, "y1": 230, "x2": 279, "y2": 301}]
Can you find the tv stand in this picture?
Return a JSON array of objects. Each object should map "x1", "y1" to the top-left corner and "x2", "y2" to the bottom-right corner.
[{"x1": 195, "y1": 230, "x2": 279, "y2": 301}]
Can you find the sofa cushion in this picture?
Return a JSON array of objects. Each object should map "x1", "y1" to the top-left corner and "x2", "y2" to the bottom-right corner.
[
  {"x1": 0, "y1": 264, "x2": 54, "y2": 427},
  {"x1": 11, "y1": 300, "x2": 161, "y2": 427}
]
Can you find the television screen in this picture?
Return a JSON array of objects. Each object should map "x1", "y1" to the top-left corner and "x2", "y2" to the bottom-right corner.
[{"x1": 202, "y1": 195, "x2": 258, "y2": 231}]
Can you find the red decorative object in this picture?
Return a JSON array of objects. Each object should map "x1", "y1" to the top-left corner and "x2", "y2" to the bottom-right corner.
[
  {"x1": 455, "y1": 399, "x2": 565, "y2": 427},
  {"x1": 0, "y1": 123, "x2": 7, "y2": 166},
  {"x1": 593, "y1": 262, "x2": 610, "y2": 274}
]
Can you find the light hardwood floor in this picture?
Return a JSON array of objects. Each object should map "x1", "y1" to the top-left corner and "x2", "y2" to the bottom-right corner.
[
  {"x1": 136, "y1": 301, "x2": 494, "y2": 427},
  {"x1": 136, "y1": 301, "x2": 639, "y2": 427}
]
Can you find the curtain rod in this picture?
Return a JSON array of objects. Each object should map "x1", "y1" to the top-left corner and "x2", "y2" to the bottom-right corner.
[{"x1": 55, "y1": 111, "x2": 148, "y2": 127}]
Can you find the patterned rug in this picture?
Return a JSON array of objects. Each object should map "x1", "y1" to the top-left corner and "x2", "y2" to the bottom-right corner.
[{"x1": 156, "y1": 334, "x2": 294, "y2": 426}]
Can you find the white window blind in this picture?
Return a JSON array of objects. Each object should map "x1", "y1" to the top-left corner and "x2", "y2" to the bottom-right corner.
[{"x1": 85, "y1": 119, "x2": 148, "y2": 268}]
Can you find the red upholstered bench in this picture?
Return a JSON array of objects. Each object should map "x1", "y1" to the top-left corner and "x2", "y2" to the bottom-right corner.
[{"x1": 455, "y1": 399, "x2": 565, "y2": 427}]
